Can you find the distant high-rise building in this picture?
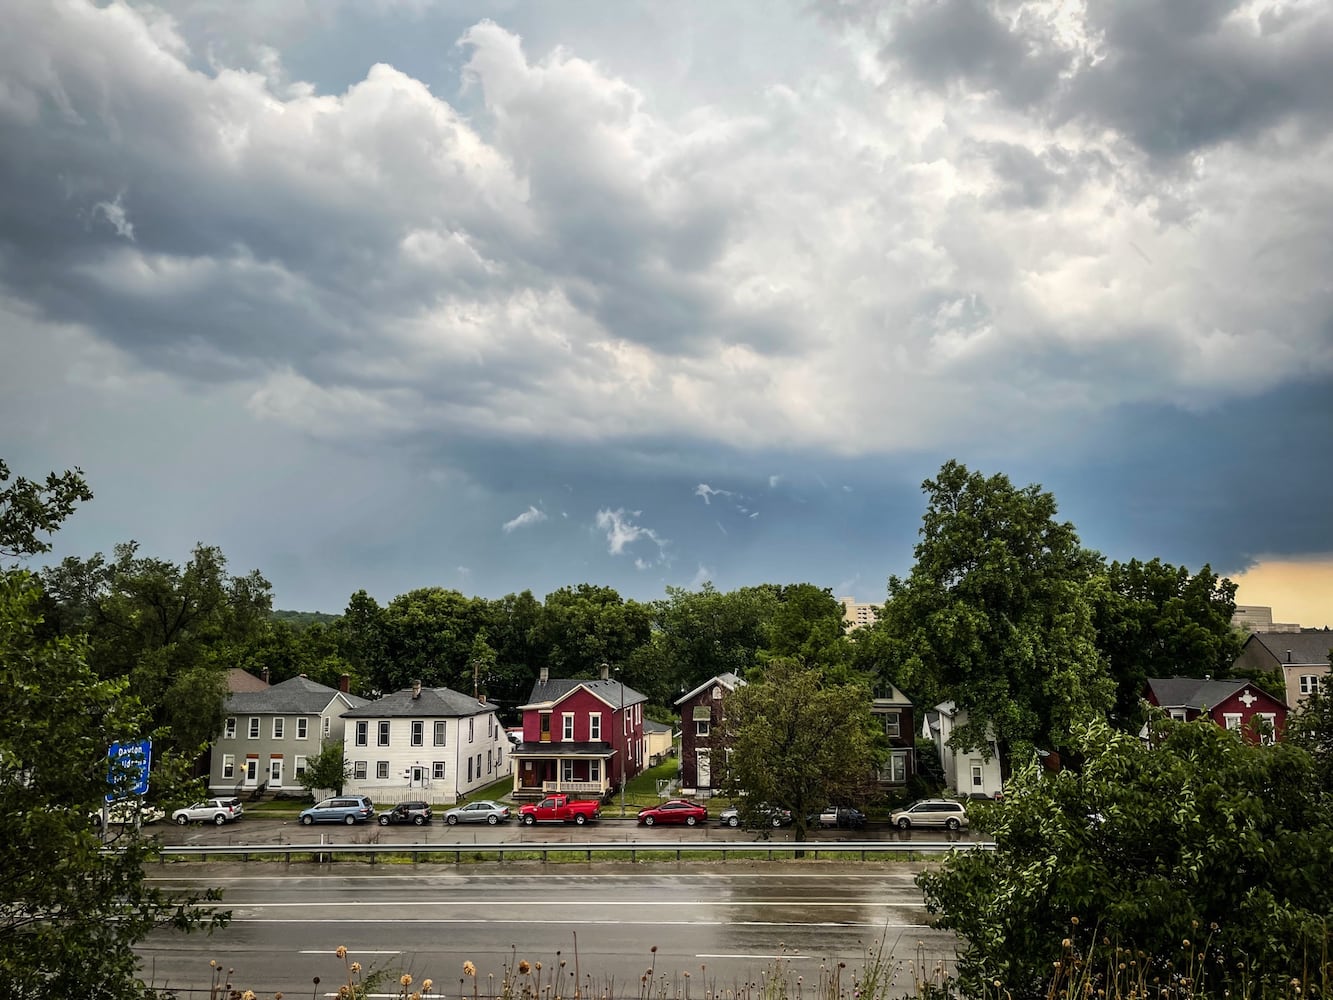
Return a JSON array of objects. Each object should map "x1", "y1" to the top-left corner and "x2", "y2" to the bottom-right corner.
[
  {"x1": 840, "y1": 596, "x2": 879, "y2": 630},
  {"x1": 1232, "y1": 605, "x2": 1300, "y2": 633}
]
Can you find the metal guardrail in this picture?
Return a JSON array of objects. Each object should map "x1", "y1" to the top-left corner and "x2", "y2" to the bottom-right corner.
[{"x1": 158, "y1": 839, "x2": 993, "y2": 864}]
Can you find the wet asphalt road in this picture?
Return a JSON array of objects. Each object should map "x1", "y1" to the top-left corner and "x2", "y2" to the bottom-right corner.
[{"x1": 139, "y1": 862, "x2": 957, "y2": 998}]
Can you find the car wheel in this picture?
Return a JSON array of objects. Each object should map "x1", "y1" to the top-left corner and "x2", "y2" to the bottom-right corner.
[
  {"x1": 945, "y1": 817, "x2": 960, "y2": 831},
  {"x1": 176, "y1": 815, "x2": 189, "y2": 826},
  {"x1": 301, "y1": 815, "x2": 314, "y2": 826},
  {"x1": 213, "y1": 814, "x2": 226, "y2": 826},
  {"x1": 378, "y1": 816, "x2": 390, "y2": 826},
  {"x1": 897, "y1": 817, "x2": 911, "y2": 830},
  {"x1": 414, "y1": 815, "x2": 426, "y2": 826},
  {"x1": 686, "y1": 815, "x2": 697, "y2": 827},
  {"x1": 643, "y1": 815, "x2": 655, "y2": 826},
  {"x1": 523, "y1": 814, "x2": 536, "y2": 826},
  {"x1": 727, "y1": 816, "x2": 739, "y2": 827},
  {"x1": 770, "y1": 815, "x2": 782, "y2": 827},
  {"x1": 574, "y1": 813, "x2": 587, "y2": 826},
  {"x1": 487, "y1": 815, "x2": 498, "y2": 825},
  {"x1": 447, "y1": 815, "x2": 459, "y2": 826},
  {"x1": 344, "y1": 815, "x2": 356, "y2": 825}
]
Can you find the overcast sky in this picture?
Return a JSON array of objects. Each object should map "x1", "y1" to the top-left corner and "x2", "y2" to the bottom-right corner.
[{"x1": 3, "y1": 0, "x2": 1331, "y2": 624}]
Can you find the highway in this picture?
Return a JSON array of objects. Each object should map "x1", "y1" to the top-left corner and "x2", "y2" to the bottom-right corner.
[{"x1": 137, "y1": 863, "x2": 957, "y2": 998}]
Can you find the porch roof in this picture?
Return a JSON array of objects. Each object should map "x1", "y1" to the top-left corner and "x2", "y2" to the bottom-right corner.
[{"x1": 509, "y1": 741, "x2": 615, "y2": 759}]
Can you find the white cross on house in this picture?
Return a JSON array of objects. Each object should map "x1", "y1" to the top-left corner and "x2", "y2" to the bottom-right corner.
[{"x1": 1238, "y1": 689, "x2": 1258, "y2": 708}]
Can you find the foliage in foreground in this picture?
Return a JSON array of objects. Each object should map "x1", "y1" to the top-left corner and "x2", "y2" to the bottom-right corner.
[{"x1": 919, "y1": 716, "x2": 1333, "y2": 999}]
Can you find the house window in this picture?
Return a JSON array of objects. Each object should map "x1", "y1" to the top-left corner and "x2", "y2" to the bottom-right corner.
[
  {"x1": 712, "y1": 686, "x2": 722, "y2": 699},
  {"x1": 355, "y1": 721, "x2": 368, "y2": 747},
  {"x1": 589, "y1": 760, "x2": 600, "y2": 782},
  {"x1": 1169, "y1": 709, "x2": 1188, "y2": 722},
  {"x1": 248, "y1": 717, "x2": 260, "y2": 739},
  {"x1": 540, "y1": 713, "x2": 551, "y2": 741},
  {"x1": 376, "y1": 761, "x2": 389, "y2": 779},
  {"x1": 562, "y1": 714, "x2": 575, "y2": 741},
  {"x1": 224, "y1": 717, "x2": 236, "y2": 739},
  {"x1": 1257, "y1": 713, "x2": 1277, "y2": 745},
  {"x1": 882, "y1": 713, "x2": 900, "y2": 738},
  {"x1": 411, "y1": 721, "x2": 424, "y2": 747},
  {"x1": 434, "y1": 721, "x2": 446, "y2": 746},
  {"x1": 487, "y1": 749, "x2": 493, "y2": 773},
  {"x1": 562, "y1": 759, "x2": 575, "y2": 782},
  {"x1": 970, "y1": 763, "x2": 983, "y2": 787},
  {"x1": 590, "y1": 713, "x2": 602, "y2": 740},
  {"x1": 467, "y1": 756, "x2": 473, "y2": 782},
  {"x1": 296, "y1": 718, "x2": 308, "y2": 740},
  {"x1": 880, "y1": 751, "x2": 907, "y2": 783},
  {"x1": 377, "y1": 721, "x2": 390, "y2": 746},
  {"x1": 433, "y1": 761, "x2": 446, "y2": 780},
  {"x1": 272, "y1": 718, "x2": 285, "y2": 740},
  {"x1": 1223, "y1": 713, "x2": 1242, "y2": 732},
  {"x1": 353, "y1": 761, "x2": 367, "y2": 780},
  {"x1": 468, "y1": 718, "x2": 475, "y2": 743},
  {"x1": 294, "y1": 755, "x2": 307, "y2": 778},
  {"x1": 222, "y1": 755, "x2": 235, "y2": 779},
  {"x1": 1300, "y1": 675, "x2": 1323, "y2": 695},
  {"x1": 323, "y1": 716, "x2": 330, "y2": 738},
  {"x1": 696, "y1": 719, "x2": 710, "y2": 737}
]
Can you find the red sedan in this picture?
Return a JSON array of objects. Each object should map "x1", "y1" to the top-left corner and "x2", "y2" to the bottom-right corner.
[{"x1": 637, "y1": 799, "x2": 708, "y2": 827}]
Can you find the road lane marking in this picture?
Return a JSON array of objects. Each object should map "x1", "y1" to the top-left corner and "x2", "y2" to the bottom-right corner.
[
  {"x1": 232, "y1": 919, "x2": 924, "y2": 927},
  {"x1": 148, "y1": 872, "x2": 923, "y2": 882},
  {"x1": 298, "y1": 950, "x2": 400, "y2": 955},
  {"x1": 222, "y1": 900, "x2": 924, "y2": 908}
]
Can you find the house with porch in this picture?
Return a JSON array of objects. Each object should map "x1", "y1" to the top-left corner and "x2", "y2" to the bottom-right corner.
[
  {"x1": 1144, "y1": 676, "x2": 1288, "y2": 744},
  {"x1": 340, "y1": 680, "x2": 510, "y2": 804},
  {"x1": 675, "y1": 672, "x2": 745, "y2": 797},
  {"x1": 509, "y1": 664, "x2": 648, "y2": 800},
  {"x1": 872, "y1": 684, "x2": 916, "y2": 788},
  {"x1": 210, "y1": 674, "x2": 365, "y2": 796}
]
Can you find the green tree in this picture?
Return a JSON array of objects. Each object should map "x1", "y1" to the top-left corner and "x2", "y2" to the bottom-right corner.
[
  {"x1": 720, "y1": 660, "x2": 884, "y2": 841},
  {"x1": 879, "y1": 461, "x2": 1112, "y2": 758},
  {"x1": 919, "y1": 716, "x2": 1333, "y2": 999},
  {"x1": 1091, "y1": 559, "x2": 1242, "y2": 726},
  {"x1": 0, "y1": 458, "x2": 93, "y2": 561},
  {"x1": 1, "y1": 461, "x2": 224, "y2": 998},
  {"x1": 1286, "y1": 687, "x2": 1333, "y2": 798},
  {"x1": 300, "y1": 742, "x2": 351, "y2": 796},
  {"x1": 373, "y1": 587, "x2": 487, "y2": 692},
  {"x1": 538, "y1": 584, "x2": 653, "y2": 678},
  {"x1": 758, "y1": 583, "x2": 851, "y2": 670}
]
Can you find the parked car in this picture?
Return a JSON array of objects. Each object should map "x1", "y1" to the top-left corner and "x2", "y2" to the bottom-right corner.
[
  {"x1": 299, "y1": 795, "x2": 375, "y2": 825},
  {"x1": 810, "y1": 805, "x2": 867, "y2": 829},
  {"x1": 889, "y1": 798, "x2": 968, "y2": 831},
  {"x1": 637, "y1": 799, "x2": 708, "y2": 827},
  {"x1": 719, "y1": 803, "x2": 792, "y2": 828},
  {"x1": 443, "y1": 800, "x2": 510, "y2": 826},
  {"x1": 172, "y1": 797, "x2": 244, "y2": 826},
  {"x1": 519, "y1": 794, "x2": 601, "y2": 826},
  {"x1": 93, "y1": 800, "x2": 165, "y2": 828},
  {"x1": 377, "y1": 801, "x2": 432, "y2": 826}
]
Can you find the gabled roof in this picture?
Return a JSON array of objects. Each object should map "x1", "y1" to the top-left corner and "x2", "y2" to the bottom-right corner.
[
  {"x1": 643, "y1": 719, "x2": 673, "y2": 735},
  {"x1": 1245, "y1": 631, "x2": 1333, "y2": 666},
  {"x1": 225, "y1": 675, "x2": 365, "y2": 715},
  {"x1": 674, "y1": 672, "x2": 745, "y2": 706},
  {"x1": 871, "y1": 682, "x2": 913, "y2": 708},
  {"x1": 342, "y1": 685, "x2": 495, "y2": 719},
  {"x1": 520, "y1": 676, "x2": 648, "y2": 712},
  {"x1": 226, "y1": 668, "x2": 270, "y2": 693},
  {"x1": 1145, "y1": 676, "x2": 1284, "y2": 711}
]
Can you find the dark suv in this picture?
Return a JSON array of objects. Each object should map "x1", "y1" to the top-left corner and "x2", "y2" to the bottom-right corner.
[
  {"x1": 377, "y1": 801, "x2": 432, "y2": 826},
  {"x1": 299, "y1": 795, "x2": 375, "y2": 825}
]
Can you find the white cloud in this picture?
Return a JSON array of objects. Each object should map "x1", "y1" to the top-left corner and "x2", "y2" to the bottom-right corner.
[
  {"x1": 694, "y1": 483, "x2": 733, "y2": 505},
  {"x1": 595, "y1": 508, "x2": 667, "y2": 559},
  {"x1": 502, "y1": 505, "x2": 548, "y2": 533},
  {"x1": 689, "y1": 564, "x2": 713, "y2": 588}
]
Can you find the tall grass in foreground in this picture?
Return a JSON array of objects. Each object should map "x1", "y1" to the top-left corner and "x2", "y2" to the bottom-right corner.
[{"x1": 176, "y1": 924, "x2": 1329, "y2": 1000}]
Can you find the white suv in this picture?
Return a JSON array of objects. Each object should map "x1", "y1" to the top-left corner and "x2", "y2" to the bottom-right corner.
[
  {"x1": 889, "y1": 799, "x2": 968, "y2": 831},
  {"x1": 172, "y1": 797, "x2": 245, "y2": 826}
]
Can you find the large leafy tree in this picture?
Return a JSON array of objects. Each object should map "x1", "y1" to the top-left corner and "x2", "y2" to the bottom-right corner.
[
  {"x1": 40, "y1": 542, "x2": 273, "y2": 754},
  {"x1": 1286, "y1": 687, "x2": 1333, "y2": 798},
  {"x1": 0, "y1": 459, "x2": 93, "y2": 561},
  {"x1": 538, "y1": 583, "x2": 653, "y2": 678},
  {"x1": 720, "y1": 660, "x2": 884, "y2": 841},
  {"x1": 372, "y1": 587, "x2": 488, "y2": 692},
  {"x1": 1, "y1": 462, "x2": 225, "y2": 998},
  {"x1": 1091, "y1": 558, "x2": 1242, "y2": 726},
  {"x1": 879, "y1": 461, "x2": 1112, "y2": 756},
  {"x1": 758, "y1": 583, "x2": 851, "y2": 669},
  {"x1": 920, "y1": 717, "x2": 1333, "y2": 999}
]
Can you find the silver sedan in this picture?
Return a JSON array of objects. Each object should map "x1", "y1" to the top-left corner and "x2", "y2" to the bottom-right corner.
[{"x1": 442, "y1": 800, "x2": 511, "y2": 825}]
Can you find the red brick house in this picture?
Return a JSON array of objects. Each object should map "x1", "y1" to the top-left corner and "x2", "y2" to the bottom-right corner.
[
  {"x1": 1144, "y1": 676, "x2": 1288, "y2": 744},
  {"x1": 872, "y1": 684, "x2": 916, "y2": 787},
  {"x1": 508, "y1": 664, "x2": 647, "y2": 800},
  {"x1": 674, "y1": 672, "x2": 745, "y2": 797}
]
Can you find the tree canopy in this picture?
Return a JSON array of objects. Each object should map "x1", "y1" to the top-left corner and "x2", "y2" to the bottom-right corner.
[
  {"x1": 878, "y1": 461, "x2": 1112, "y2": 756},
  {"x1": 919, "y1": 716, "x2": 1333, "y2": 999},
  {"x1": 719, "y1": 660, "x2": 883, "y2": 841}
]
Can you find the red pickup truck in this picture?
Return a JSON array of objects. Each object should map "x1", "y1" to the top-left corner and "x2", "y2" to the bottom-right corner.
[{"x1": 519, "y1": 794, "x2": 602, "y2": 826}]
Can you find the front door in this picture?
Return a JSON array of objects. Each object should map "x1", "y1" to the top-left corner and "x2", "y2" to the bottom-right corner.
[
  {"x1": 521, "y1": 760, "x2": 540, "y2": 788},
  {"x1": 244, "y1": 758, "x2": 259, "y2": 786},
  {"x1": 697, "y1": 750, "x2": 711, "y2": 788},
  {"x1": 269, "y1": 757, "x2": 283, "y2": 788}
]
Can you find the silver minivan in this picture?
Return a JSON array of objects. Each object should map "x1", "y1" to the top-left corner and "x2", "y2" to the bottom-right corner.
[{"x1": 889, "y1": 798, "x2": 968, "y2": 830}]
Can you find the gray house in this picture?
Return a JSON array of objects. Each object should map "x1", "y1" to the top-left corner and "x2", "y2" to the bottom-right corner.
[{"x1": 209, "y1": 675, "x2": 366, "y2": 796}]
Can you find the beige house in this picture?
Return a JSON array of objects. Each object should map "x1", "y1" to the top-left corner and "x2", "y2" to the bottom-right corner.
[{"x1": 1233, "y1": 630, "x2": 1332, "y2": 710}]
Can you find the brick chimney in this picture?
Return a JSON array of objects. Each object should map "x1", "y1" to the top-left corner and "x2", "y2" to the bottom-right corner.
[
  {"x1": 539, "y1": 666, "x2": 549, "y2": 683},
  {"x1": 338, "y1": 673, "x2": 350, "y2": 694},
  {"x1": 600, "y1": 662, "x2": 610, "y2": 681},
  {"x1": 412, "y1": 679, "x2": 422, "y2": 699}
]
